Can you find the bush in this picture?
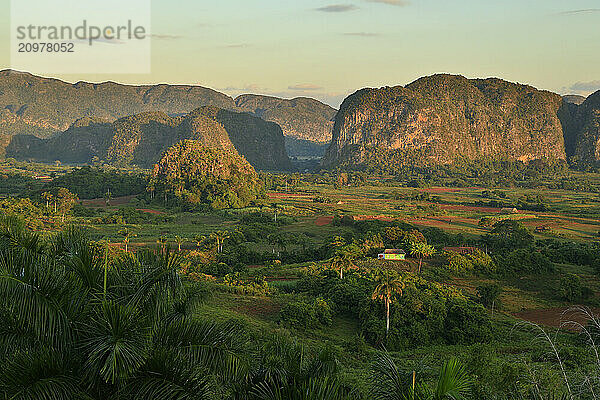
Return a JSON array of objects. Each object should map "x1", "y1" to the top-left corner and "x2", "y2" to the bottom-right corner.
[
  {"x1": 495, "y1": 249, "x2": 554, "y2": 276},
  {"x1": 559, "y1": 274, "x2": 593, "y2": 303},
  {"x1": 477, "y1": 283, "x2": 502, "y2": 310},
  {"x1": 278, "y1": 297, "x2": 333, "y2": 329}
]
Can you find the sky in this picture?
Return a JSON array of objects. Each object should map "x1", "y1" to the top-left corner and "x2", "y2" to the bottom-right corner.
[{"x1": 0, "y1": 0, "x2": 599, "y2": 107}]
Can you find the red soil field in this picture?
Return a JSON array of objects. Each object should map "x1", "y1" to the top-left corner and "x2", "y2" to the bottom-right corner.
[
  {"x1": 136, "y1": 209, "x2": 165, "y2": 215},
  {"x1": 513, "y1": 307, "x2": 600, "y2": 330},
  {"x1": 80, "y1": 195, "x2": 136, "y2": 207},
  {"x1": 315, "y1": 216, "x2": 334, "y2": 226}
]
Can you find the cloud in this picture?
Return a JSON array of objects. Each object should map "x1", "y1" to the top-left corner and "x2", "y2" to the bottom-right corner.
[
  {"x1": 556, "y1": 9, "x2": 600, "y2": 15},
  {"x1": 365, "y1": 0, "x2": 409, "y2": 5},
  {"x1": 222, "y1": 84, "x2": 263, "y2": 91},
  {"x1": 150, "y1": 34, "x2": 184, "y2": 40},
  {"x1": 569, "y1": 80, "x2": 600, "y2": 94},
  {"x1": 288, "y1": 84, "x2": 323, "y2": 91},
  {"x1": 344, "y1": 32, "x2": 380, "y2": 37},
  {"x1": 222, "y1": 43, "x2": 251, "y2": 48},
  {"x1": 315, "y1": 4, "x2": 358, "y2": 12}
]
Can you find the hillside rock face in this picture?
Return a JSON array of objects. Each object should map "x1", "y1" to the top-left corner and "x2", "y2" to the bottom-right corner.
[
  {"x1": 323, "y1": 75, "x2": 568, "y2": 169},
  {"x1": 235, "y1": 95, "x2": 336, "y2": 143},
  {"x1": 7, "y1": 107, "x2": 291, "y2": 171},
  {"x1": 566, "y1": 91, "x2": 600, "y2": 167}
]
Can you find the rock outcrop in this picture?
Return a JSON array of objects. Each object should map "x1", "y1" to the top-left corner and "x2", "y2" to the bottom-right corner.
[{"x1": 323, "y1": 75, "x2": 568, "y2": 169}]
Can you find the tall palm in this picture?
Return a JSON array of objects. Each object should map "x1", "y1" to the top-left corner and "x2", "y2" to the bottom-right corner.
[
  {"x1": 0, "y1": 217, "x2": 247, "y2": 399},
  {"x1": 410, "y1": 242, "x2": 435, "y2": 274},
  {"x1": 330, "y1": 252, "x2": 356, "y2": 279},
  {"x1": 372, "y1": 271, "x2": 405, "y2": 335},
  {"x1": 370, "y1": 351, "x2": 472, "y2": 400},
  {"x1": 175, "y1": 235, "x2": 186, "y2": 252},
  {"x1": 211, "y1": 230, "x2": 230, "y2": 253},
  {"x1": 118, "y1": 227, "x2": 136, "y2": 252},
  {"x1": 41, "y1": 191, "x2": 53, "y2": 209}
]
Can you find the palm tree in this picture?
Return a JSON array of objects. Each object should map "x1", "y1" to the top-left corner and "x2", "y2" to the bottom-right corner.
[
  {"x1": 175, "y1": 235, "x2": 186, "y2": 252},
  {"x1": 370, "y1": 351, "x2": 472, "y2": 400},
  {"x1": 193, "y1": 234, "x2": 206, "y2": 249},
  {"x1": 241, "y1": 335, "x2": 351, "y2": 400},
  {"x1": 372, "y1": 270, "x2": 405, "y2": 335},
  {"x1": 210, "y1": 230, "x2": 230, "y2": 253},
  {"x1": 0, "y1": 217, "x2": 247, "y2": 399},
  {"x1": 330, "y1": 252, "x2": 356, "y2": 279},
  {"x1": 410, "y1": 242, "x2": 435, "y2": 274},
  {"x1": 118, "y1": 227, "x2": 136, "y2": 252},
  {"x1": 157, "y1": 234, "x2": 168, "y2": 252},
  {"x1": 41, "y1": 191, "x2": 53, "y2": 208}
]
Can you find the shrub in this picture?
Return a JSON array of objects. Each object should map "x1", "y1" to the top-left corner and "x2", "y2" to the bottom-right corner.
[
  {"x1": 278, "y1": 297, "x2": 333, "y2": 329},
  {"x1": 495, "y1": 249, "x2": 554, "y2": 276},
  {"x1": 559, "y1": 274, "x2": 593, "y2": 303},
  {"x1": 477, "y1": 283, "x2": 502, "y2": 310}
]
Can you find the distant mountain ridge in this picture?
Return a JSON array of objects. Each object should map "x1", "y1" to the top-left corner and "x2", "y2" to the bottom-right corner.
[
  {"x1": 0, "y1": 70, "x2": 335, "y2": 152},
  {"x1": 235, "y1": 94, "x2": 336, "y2": 144},
  {"x1": 0, "y1": 69, "x2": 236, "y2": 139},
  {"x1": 323, "y1": 74, "x2": 600, "y2": 170}
]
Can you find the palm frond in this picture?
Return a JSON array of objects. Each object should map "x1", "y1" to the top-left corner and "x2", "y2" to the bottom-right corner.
[
  {"x1": 432, "y1": 358, "x2": 473, "y2": 400},
  {"x1": 81, "y1": 301, "x2": 150, "y2": 385},
  {"x1": 0, "y1": 350, "x2": 92, "y2": 400},
  {"x1": 118, "y1": 349, "x2": 214, "y2": 400},
  {"x1": 153, "y1": 318, "x2": 248, "y2": 382}
]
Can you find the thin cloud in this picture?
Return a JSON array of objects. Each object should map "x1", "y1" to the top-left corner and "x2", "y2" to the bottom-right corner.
[
  {"x1": 222, "y1": 43, "x2": 251, "y2": 48},
  {"x1": 569, "y1": 80, "x2": 600, "y2": 93},
  {"x1": 556, "y1": 9, "x2": 600, "y2": 15},
  {"x1": 315, "y1": 4, "x2": 358, "y2": 12},
  {"x1": 288, "y1": 84, "x2": 323, "y2": 91},
  {"x1": 150, "y1": 34, "x2": 184, "y2": 40},
  {"x1": 344, "y1": 32, "x2": 380, "y2": 37},
  {"x1": 366, "y1": 0, "x2": 409, "y2": 5},
  {"x1": 222, "y1": 84, "x2": 263, "y2": 91}
]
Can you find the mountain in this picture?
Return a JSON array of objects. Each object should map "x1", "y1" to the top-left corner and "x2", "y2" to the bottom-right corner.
[
  {"x1": 6, "y1": 107, "x2": 292, "y2": 171},
  {"x1": 563, "y1": 95, "x2": 587, "y2": 105},
  {"x1": 0, "y1": 69, "x2": 235, "y2": 139},
  {"x1": 149, "y1": 139, "x2": 263, "y2": 209},
  {"x1": 565, "y1": 90, "x2": 600, "y2": 167},
  {"x1": 235, "y1": 95, "x2": 337, "y2": 146},
  {"x1": 323, "y1": 75, "x2": 568, "y2": 170}
]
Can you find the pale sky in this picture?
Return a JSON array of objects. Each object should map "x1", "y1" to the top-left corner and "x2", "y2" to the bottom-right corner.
[{"x1": 0, "y1": 0, "x2": 599, "y2": 107}]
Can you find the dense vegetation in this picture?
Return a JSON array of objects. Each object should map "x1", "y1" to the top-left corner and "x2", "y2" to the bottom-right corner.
[{"x1": 148, "y1": 140, "x2": 264, "y2": 209}]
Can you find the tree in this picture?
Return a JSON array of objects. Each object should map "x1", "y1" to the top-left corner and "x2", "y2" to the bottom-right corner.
[
  {"x1": 194, "y1": 234, "x2": 206, "y2": 249},
  {"x1": 476, "y1": 283, "x2": 502, "y2": 315},
  {"x1": 0, "y1": 218, "x2": 246, "y2": 399},
  {"x1": 118, "y1": 227, "x2": 136, "y2": 252},
  {"x1": 330, "y1": 251, "x2": 356, "y2": 279},
  {"x1": 330, "y1": 235, "x2": 346, "y2": 250},
  {"x1": 56, "y1": 187, "x2": 78, "y2": 223},
  {"x1": 41, "y1": 191, "x2": 53, "y2": 208},
  {"x1": 410, "y1": 242, "x2": 435, "y2": 274},
  {"x1": 157, "y1": 234, "x2": 168, "y2": 251},
  {"x1": 371, "y1": 271, "x2": 405, "y2": 335},
  {"x1": 175, "y1": 235, "x2": 186, "y2": 252},
  {"x1": 210, "y1": 230, "x2": 230, "y2": 253},
  {"x1": 104, "y1": 188, "x2": 113, "y2": 206},
  {"x1": 370, "y1": 352, "x2": 473, "y2": 400}
]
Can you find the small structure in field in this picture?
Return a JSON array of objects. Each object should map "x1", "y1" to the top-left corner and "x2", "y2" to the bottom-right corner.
[
  {"x1": 443, "y1": 246, "x2": 479, "y2": 255},
  {"x1": 378, "y1": 249, "x2": 406, "y2": 260},
  {"x1": 535, "y1": 225, "x2": 551, "y2": 233},
  {"x1": 501, "y1": 207, "x2": 519, "y2": 214}
]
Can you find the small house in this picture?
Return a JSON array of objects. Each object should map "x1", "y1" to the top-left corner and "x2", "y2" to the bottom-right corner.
[{"x1": 378, "y1": 249, "x2": 406, "y2": 261}]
